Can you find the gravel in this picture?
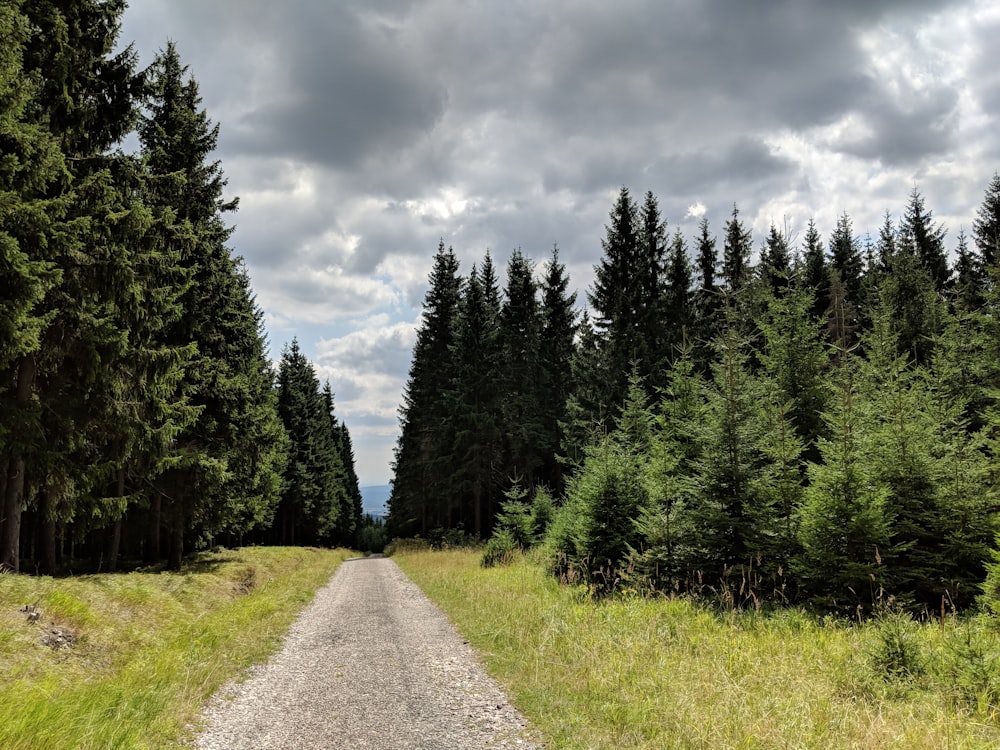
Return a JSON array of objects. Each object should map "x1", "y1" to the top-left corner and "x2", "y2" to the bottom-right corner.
[{"x1": 192, "y1": 556, "x2": 541, "y2": 749}]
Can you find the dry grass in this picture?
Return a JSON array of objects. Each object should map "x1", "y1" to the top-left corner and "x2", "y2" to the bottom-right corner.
[
  {"x1": 395, "y1": 548, "x2": 1000, "y2": 750},
  {"x1": 0, "y1": 546, "x2": 350, "y2": 750}
]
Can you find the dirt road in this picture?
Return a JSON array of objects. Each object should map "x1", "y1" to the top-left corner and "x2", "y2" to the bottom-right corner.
[{"x1": 192, "y1": 556, "x2": 538, "y2": 749}]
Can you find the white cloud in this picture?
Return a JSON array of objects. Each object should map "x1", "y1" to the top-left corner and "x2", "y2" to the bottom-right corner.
[{"x1": 685, "y1": 201, "x2": 707, "y2": 219}]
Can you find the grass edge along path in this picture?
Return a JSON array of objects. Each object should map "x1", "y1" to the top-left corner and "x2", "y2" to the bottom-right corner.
[
  {"x1": 0, "y1": 546, "x2": 350, "y2": 750},
  {"x1": 395, "y1": 548, "x2": 1000, "y2": 750}
]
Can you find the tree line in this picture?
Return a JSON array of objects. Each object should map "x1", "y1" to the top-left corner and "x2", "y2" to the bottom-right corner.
[
  {"x1": 390, "y1": 178, "x2": 1000, "y2": 612},
  {"x1": 0, "y1": 0, "x2": 360, "y2": 573}
]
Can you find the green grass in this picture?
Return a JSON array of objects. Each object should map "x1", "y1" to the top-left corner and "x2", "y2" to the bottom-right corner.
[
  {"x1": 0, "y1": 546, "x2": 350, "y2": 750},
  {"x1": 395, "y1": 548, "x2": 1000, "y2": 750}
]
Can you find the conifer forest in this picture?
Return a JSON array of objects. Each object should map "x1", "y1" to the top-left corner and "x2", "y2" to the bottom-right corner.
[
  {"x1": 390, "y1": 178, "x2": 1000, "y2": 615},
  {"x1": 0, "y1": 1, "x2": 362, "y2": 574},
  {"x1": 6, "y1": 1, "x2": 1000, "y2": 623}
]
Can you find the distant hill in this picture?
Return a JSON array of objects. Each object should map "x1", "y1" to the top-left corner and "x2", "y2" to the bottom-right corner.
[{"x1": 360, "y1": 485, "x2": 391, "y2": 518}]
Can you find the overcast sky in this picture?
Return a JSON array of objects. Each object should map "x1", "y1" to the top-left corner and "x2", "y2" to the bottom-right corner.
[{"x1": 118, "y1": 0, "x2": 1000, "y2": 486}]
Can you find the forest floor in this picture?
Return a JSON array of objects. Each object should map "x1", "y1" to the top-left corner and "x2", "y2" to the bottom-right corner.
[{"x1": 191, "y1": 555, "x2": 540, "y2": 749}]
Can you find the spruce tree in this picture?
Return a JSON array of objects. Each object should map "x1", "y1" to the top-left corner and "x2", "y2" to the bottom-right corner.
[
  {"x1": 795, "y1": 347, "x2": 889, "y2": 611},
  {"x1": 692, "y1": 217, "x2": 720, "y2": 372},
  {"x1": 722, "y1": 204, "x2": 753, "y2": 292},
  {"x1": 899, "y1": 188, "x2": 949, "y2": 291},
  {"x1": 759, "y1": 223, "x2": 791, "y2": 294},
  {"x1": 274, "y1": 340, "x2": 343, "y2": 546},
  {"x1": 389, "y1": 242, "x2": 462, "y2": 536},
  {"x1": 589, "y1": 186, "x2": 640, "y2": 409},
  {"x1": 449, "y1": 263, "x2": 503, "y2": 536},
  {"x1": 973, "y1": 173, "x2": 1000, "y2": 280},
  {"x1": 800, "y1": 218, "x2": 828, "y2": 321},
  {"x1": 828, "y1": 212, "x2": 863, "y2": 303},
  {"x1": 499, "y1": 249, "x2": 545, "y2": 490},
  {"x1": 538, "y1": 245, "x2": 577, "y2": 494},
  {"x1": 688, "y1": 298, "x2": 768, "y2": 585},
  {"x1": 2, "y1": 0, "x2": 147, "y2": 571},
  {"x1": 662, "y1": 229, "x2": 694, "y2": 363},
  {"x1": 140, "y1": 43, "x2": 284, "y2": 567},
  {"x1": 0, "y1": 1, "x2": 64, "y2": 569}
]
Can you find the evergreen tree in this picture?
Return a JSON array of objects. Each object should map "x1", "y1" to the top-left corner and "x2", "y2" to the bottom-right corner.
[
  {"x1": 140, "y1": 43, "x2": 284, "y2": 568},
  {"x1": 389, "y1": 242, "x2": 462, "y2": 536},
  {"x1": 662, "y1": 229, "x2": 694, "y2": 362},
  {"x1": 692, "y1": 217, "x2": 720, "y2": 372},
  {"x1": 2, "y1": 0, "x2": 147, "y2": 571},
  {"x1": 796, "y1": 348, "x2": 889, "y2": 611},
  {"x1": 537, "y1": 245, "x2": 577, "y2": 494},
  {"x1": 973, "y1": 173, "x2": 1000, "y2": 275},
  {"x1": 722, "y1": 204, "x2": 753, "y2": 292},
  {"x1": 0, "y1": 1, "x2": 64, "y2": 569},
  {"x1": 336, "y1": 421, "x2": 364, "y2": 546},
  {"x1": 755, "y1": 281, "x2": 829, "y2": 457},
  {"x1": 899, "y1": 187, "x2": 949, "y2": 291},
  {"x1": 274, "y1": 340, "x2": 343, "y2": 546},
  {"x1": 635, "y1": 190, "x2": 669, "y2": 387},
  {"x1": 449, "y1": 262, "x2": 503, "y2": 537},
  {"x1": 952, "y1": 228, "x2": 985, "y2": 313},
  {"x1": 800, "y1": 218, "x2": 828, "y2": 321},
  {"x1": 759, "y1": 223, "x2": 791, "y2": 294},
  {"x1": 499, "y1": 249, "x2": 545, "y2": 490},
  {"x1": 589, "y1": 186, "x2": 640, "y2": 409},
  {"x1": 689, "y1": 299, "x2": 767, "y2": 585},
  {"x1": 828, "y1": 212, "x2": 863, "y2": 303}
]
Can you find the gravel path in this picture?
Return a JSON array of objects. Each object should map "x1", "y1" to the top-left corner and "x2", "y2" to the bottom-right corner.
[{"x1": 192, "y1": 556, "x2": 540, "y2": 749}]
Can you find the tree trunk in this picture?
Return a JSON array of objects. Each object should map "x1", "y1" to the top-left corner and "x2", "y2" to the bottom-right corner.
[
  {"x1": 168, "y1": 498, "x2": 184, "y2": 571},
  {"x1": 37, "y1": 488, "x2": 57, "y2": 576},
  {"x1": 2, "y1": 355, "x2": 35, "y2": 572},
  {"x1": 146, "y1": 494, "x2": 161, "y2": 563},
  {"x1": 108, "y1": 468, "x2": 125, "y2": 572}
]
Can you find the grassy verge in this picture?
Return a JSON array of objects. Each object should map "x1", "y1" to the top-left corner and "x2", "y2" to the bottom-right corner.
[
  {"x1": 0, "y1": 546, "x2": 350, "y2": 750},
  {"x1": 395, "y1": 548, "x2": 1000, "y2": 749}
]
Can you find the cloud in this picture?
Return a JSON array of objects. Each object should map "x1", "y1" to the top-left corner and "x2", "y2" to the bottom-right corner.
[{"x1": 118, "y1": 0, "x2": 997, "y2": 483}]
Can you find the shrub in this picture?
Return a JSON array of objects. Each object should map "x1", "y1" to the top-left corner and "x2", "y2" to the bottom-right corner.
[{"x1": 481, "y1": 528, "x2": 520, "y2": 568}]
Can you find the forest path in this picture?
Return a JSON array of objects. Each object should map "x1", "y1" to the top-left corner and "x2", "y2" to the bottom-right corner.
[{"x1": 192, "y1": 556, "x2": 538, "y2": 749}]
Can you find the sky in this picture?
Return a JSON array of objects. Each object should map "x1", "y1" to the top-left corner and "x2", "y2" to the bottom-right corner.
[{"x1": 118, "y1": 0, "x2": 1000, "y2": 487}]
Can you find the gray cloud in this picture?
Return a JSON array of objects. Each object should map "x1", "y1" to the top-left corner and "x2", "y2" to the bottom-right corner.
[{"x1": 118, "y1": 0, "x2": 996, "y2": 483}]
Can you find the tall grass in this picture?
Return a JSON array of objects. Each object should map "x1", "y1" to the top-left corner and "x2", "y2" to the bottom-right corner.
[
  {"x1": 396, "y1": 548, "x2": 1000, "y2": 749},
  {"x1": 0, "y1": 546, "x2": 349, "y2": 750}
]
